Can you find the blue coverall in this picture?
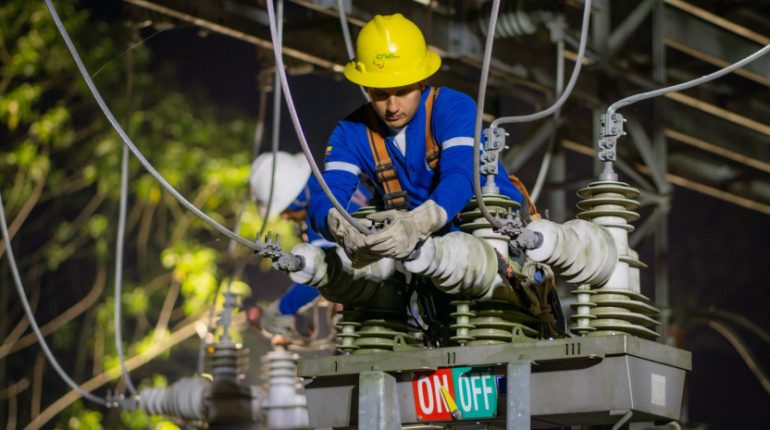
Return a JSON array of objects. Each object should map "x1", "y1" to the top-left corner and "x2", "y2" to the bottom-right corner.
[{"x1": 308, "y1": 85, "x2": 523, "y2": 240}]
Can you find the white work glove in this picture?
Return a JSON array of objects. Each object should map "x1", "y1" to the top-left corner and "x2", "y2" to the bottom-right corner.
[
  {"x1": 363, "y1": 200, "x2": 448, "y2": 259},
  {"x1": 327, "y1": 208, "x2": 379, "y2": 267}
]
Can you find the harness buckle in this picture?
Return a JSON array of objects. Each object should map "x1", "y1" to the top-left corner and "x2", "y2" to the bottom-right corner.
[{"x1": 383, "y1": 191, "x2": 408, "y2": 209}]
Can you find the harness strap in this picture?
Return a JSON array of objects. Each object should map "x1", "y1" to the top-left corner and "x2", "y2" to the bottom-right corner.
[
  {"x1": 424, "y1": 87, "x2": 441, "y2": 170},
  {"x1": 365, "y1": 106, "x2": 408, "y2": 209},
  {"x1": 365, "y1": 87, "x2": 441, "y2": 210},
  {"x1": 509, "y1": 174, "x2": 541, "y2": 219}
]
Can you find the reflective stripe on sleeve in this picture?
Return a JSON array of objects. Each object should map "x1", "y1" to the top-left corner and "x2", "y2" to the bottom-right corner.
[
  {"x1": 325, "y1": 161, "x2": 361, "y2": 176},
  {"x1": 441, "y1": 136, "x2": 474, "y2": 150}
]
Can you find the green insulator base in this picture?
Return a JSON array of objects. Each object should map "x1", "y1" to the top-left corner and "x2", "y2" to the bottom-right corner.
[
  {"x1": 450, "y1": 300, "x2": 475, "y2": 345},
  {"x1": 458, "y1": 195, "x2": 520, "y2": 233},
  {"x1": 467, "y1": 307, "x2": 538, "y2": 345},
  {"x1": 353, "y1": 319, "x2": 418, "y2": 354},
  {"x1": 335, "y1": 321, "x2": 361, "y2": 354}
]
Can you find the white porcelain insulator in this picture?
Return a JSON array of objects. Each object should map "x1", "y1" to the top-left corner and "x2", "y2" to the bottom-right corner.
[{"x1": 525, "y1": 219, "x2": 618, "y2": 286}]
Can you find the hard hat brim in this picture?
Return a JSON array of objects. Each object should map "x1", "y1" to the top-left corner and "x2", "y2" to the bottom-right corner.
[{"x1": 343, "y1": 50, "x2": 442, "y2": 89}]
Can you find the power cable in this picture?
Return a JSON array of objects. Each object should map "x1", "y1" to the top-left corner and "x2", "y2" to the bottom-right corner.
[
  {"x1": 0, "y1": 191, "x2": 106, "y2": 405},
  {"x1": 692, "y1": 317, "x2": 770, "y2": 396},
  {"x1": 473, "y1": 0, "x2": 592, "y2": 229},
  {"x1": 114, "y1": 144, "x2": 137, "y2": 397},
  {"x1": 257, "y1": 0, "x2": 283, "y2": 240},
  {"x1": 264, "y1": 0, "x2": 369, "y2": 235},
  {"x1": 470, "y1": 0, "x2": 502, "y2": 227},
  {"x1": 43, "y1": 0, "x2": 268, "y2": 252},
  {"x1": 114, "y1": 33, "x2": 138, "y2": 398},
  {"x1": 602, "y1": 41, "x2": 770, "y2": 177},
  {"x1": 336, "y1": 0, "x2": 369, "y2": 101}
]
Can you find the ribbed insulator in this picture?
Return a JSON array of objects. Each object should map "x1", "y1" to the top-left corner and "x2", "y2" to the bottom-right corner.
[
  {"x1": 575, "y1": 180, "x2": 660, "y2": 340},
  {"x1": 468, "y1": 303, "x2": 538, "y2": 345},
  {"x1": 335, "y1": 320, "x2": 361, "y2": 354},
  {"x1": 478, "y1": 1, "x2": 540, "y2": 38},
  {"x1": 569, "y1": 284, "x2": 596, "y2": 336},
  {"x1": 264, "y1": 347, "x2": 309, "y2": 429},
  {"x1": 450, "y1": 300, "x2": 475, "y2": 345},
  {"x1": 354, "y1": 319, "x2": 417, "y2": 354},
  {"x1": 205, "y1": 342, "x2": 247, "y2": 382},
  {"x1": 459, "y1": 194, "x2": 520, "y2": 259},
  {"x1": 526, "y1": 219, "x2": 618, "y2": 286},
  {"x1": 404, "y1": 232, "x2": 501, "y2": 299},
  {"x1": 139, "y1": 377, "x2": 209, "y2": 420}
]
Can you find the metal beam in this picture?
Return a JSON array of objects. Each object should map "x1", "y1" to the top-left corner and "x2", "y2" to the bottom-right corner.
[
  {"x1": 663, "y1": 6, "x2": 770, "y2": 87},
  {"x1": 607, "y1": 0, "x2": 657, "y2": 55}
]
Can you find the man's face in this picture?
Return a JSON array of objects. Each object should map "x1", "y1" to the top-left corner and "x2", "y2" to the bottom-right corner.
[{"x1": 367, "y1": 82, "x2": 425, "y2": 129}]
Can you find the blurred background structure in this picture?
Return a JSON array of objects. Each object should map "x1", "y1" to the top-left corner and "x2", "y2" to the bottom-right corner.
[{"x1": 0, "y1": 0, "x2": 768, "y2": 428}]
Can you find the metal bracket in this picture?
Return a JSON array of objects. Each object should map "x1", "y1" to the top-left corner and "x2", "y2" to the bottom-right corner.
[
  {"x1": 255, "y1": 232, "x2": 304, "y2": 272},
  {"x1": 105, "y1": 391, "x2": 138, "y2": 410},
  {"x1": 481, "y1": 126, "x2": 509, "y2": 176},
  {"x1": 597, "y1": 112, "x2": 627, "y2": 163}
]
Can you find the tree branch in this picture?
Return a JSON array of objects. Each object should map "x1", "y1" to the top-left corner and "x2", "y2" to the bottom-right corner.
[
  {"x1": 152, "y1": 280, "x2": 180, "y2": 343},
  {"x1": 23, "y1": 314, "x2": 208, "y2": 430},
  {"x1": 0, "y1": 173, "x2": 48, "y2": 259},
  {"x1": 0, "y1": 264, "x2": 106, "y2": 359}
]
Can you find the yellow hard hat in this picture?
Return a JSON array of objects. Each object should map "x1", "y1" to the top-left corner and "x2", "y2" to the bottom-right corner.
[{"x1": 344, "y1": 14, "x2": 441, "y2": 88}]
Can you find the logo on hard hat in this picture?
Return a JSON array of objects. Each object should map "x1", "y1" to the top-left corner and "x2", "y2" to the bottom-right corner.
[{"x1": 373, "y1": 52, "x2": 400, "y2": 69}]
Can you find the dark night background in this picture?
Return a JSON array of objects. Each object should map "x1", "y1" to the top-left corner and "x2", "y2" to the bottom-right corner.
[{"x1": 16, "y1": 1, "x2": 770, "y2": 427}]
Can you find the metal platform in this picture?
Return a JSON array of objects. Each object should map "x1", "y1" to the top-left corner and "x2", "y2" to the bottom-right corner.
[{"x1": 298, "y1": 335, "x2": 691, "y2": 429}]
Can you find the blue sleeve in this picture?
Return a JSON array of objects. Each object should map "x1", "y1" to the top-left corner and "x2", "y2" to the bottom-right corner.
[
  {"x1": 426, "y1": 89, "x2": 478, "y2": 222},
  {"x1": 278, "y1": 284, "x2": 320, "y2": 316},
  {"x1": 308, "y1": 122, "x2": 361, "y2": 240}
]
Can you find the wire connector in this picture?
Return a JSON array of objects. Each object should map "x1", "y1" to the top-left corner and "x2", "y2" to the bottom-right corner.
[
  {"x1": 597, "y1": 112, "x2": 626, "y2": 163},
  {"x1": 105, "y1": 390, "x2": 138, "y2": 410},
  {"x1": 254, "y1": 232, "x2": 304, "y2": 272},
  {"x1": 494, "y1": 208, "x2": 543, "y2": 250},
  {"x1": 481, "y1": 126, "x2": 509, "y2": 177}
]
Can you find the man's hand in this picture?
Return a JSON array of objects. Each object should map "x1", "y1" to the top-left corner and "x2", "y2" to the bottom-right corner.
[
  {"x1": 327, "y1": 208, "x2": 379, "y2": 266},
  {"x1": 363, "y1": 200, "x2": 447, "y2": 259}
]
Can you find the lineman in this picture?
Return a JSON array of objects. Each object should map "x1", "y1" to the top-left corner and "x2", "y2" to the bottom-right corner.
[
  {"x1": 248, "y1": 151, "x2": 369, "y2": 339},
  {"x1": 308, "y1": 13, "x2": 523, "y2": 262}
]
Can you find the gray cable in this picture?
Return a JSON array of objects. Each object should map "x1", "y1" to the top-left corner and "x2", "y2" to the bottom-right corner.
[
  {"x1": 611, "y1": 410, "x2": 634, "y2": 430},
  {"x1": 258, "y1": 0, "x2": 283, "y2": 240},
  {"x1": 265, "y1": 0, "x2": 369, "y2": 234},
  {"x1": 489, "y1": 0, "x2": 592, "y2": 129},
  {"x1": 0, "y1": 191, "x2": 106, "y2": 405},
  {"x1": 603, "y1": 41, "x2": 770, "y2": 176},
  {"x1": 336, "y1": 0, "x2": 369, "y2": 101},
  {"x1": 44, "y1": 0, "x2": 266, "y2": 252},
  {"x1": 471, "y1": 0, "x2": 503, "y2": 229},
  {"x1": 474, "y1": 0, "x2": 592, "y2": 229},
  {"x1": 608, "y1": 42, "x2": 770, "y2": 117},
  {"x1": 114, "y1": 144, "x2": 137, "y2": 397}
]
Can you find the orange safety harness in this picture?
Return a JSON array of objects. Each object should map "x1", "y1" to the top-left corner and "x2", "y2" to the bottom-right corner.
[
  {"x1": 364, "y1": 87, "x2": 441, "y2": 210},
  {"x1": 364, "y1": 86, "x2": 540, "y2": 218}
]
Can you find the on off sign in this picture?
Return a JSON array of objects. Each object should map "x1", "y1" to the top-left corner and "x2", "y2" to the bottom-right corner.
[{"x1": 411, "y1": 367, "x2": 498, "y2": 421}]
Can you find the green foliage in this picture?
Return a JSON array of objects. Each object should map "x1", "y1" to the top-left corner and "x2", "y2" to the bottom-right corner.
[
  {"x1": 56, "y1": 401, "x2": 104, "y2": 430},
  {"x1": 0, "y1": 0, "x2": 301, "y2": 428}
]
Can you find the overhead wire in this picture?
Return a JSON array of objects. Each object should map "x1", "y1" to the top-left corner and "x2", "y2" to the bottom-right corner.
[
  {"x1": 602, "y1": 40, "x2": 770, "y2": 177},
  {"x1": 257, "y1": 0, "x2": 284, "y2": 240},
  {"x1": 0, "y1": 191, "x2": 106, "y2": 405},
  {"x1": 473, "y1": 0, "x2": 592, "y2": 229},
  {"x1": 44, "y1": 0, "x2": 268, "y2": 252},
  {"x1": 114, "y1": 33, "x2": 138, "y2": 398},
  {"x1": 264, "y1": 0, "x2": 369, "y2": 235},
  {"x1": 336, "y1": 0, "x2": 369, "y2": 101},
  {"x1": 692, "y1": 317, "x2": 770, "y2": 395}
]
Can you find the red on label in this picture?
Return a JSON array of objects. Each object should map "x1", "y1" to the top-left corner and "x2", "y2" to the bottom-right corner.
[{"x1": 411, "y1": 368, "x2": 455, "y2": 421}]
